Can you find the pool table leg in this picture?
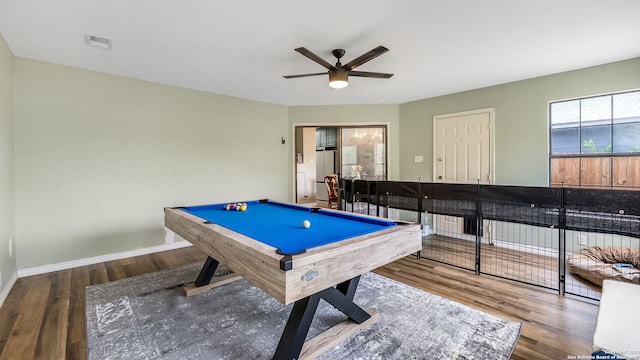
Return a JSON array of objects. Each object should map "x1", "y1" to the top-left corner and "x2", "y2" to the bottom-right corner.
[
  {"x1": 272, "y1": 291, "x2": 322, "y2": 360},
  {"x1": 272, "y1": 275, "x2": 371, "y2": 360},
  {"x1": 336, "y1": 276, "x2": 359, "y2": 300},
  {"x1": 195, "y1": 256, "x2": 219, "y2": 287},
  {"x1": 183, "y1": 256, "x2": 242, "y2": 297}
]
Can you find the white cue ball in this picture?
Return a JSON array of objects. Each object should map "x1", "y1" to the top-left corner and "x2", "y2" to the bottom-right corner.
[{"x1": 302, "y1": 220, "x2": 311, "y2": 229}]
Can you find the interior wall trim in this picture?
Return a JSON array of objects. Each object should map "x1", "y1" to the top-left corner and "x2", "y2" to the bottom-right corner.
[
  {"x1": 0, "y1": 272, "x2": 18, "y2": 309},
  {"x1": 16, "y1": 241, "x2": 193, "y2": 278}
]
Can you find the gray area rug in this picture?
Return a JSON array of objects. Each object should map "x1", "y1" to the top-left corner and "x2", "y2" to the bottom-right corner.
[{"x1": 86, "y1": 263, "x2": 521, "y2": 359}]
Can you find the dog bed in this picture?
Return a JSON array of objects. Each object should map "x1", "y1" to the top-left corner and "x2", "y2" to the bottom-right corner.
[{"x1": 567, "y1": 246, "x2": 640, "y2": 287}]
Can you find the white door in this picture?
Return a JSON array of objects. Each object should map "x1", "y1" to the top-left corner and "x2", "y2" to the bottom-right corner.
[
  {"x1": 433, "y1": 108, "x2": 494, "y2": 241},
  {"x1": 434, "y1": 109, "x2": 492, "y2": 184}
]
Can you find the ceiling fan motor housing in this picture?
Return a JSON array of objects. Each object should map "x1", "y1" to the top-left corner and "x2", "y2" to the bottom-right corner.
[{"x1": 332, "y1": 49, "x2": 346, "y2": 61}]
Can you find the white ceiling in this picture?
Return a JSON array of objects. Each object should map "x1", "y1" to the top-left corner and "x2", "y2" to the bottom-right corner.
[{"x1": 1, "y1": 0, "x2": 639, "y2": 106}]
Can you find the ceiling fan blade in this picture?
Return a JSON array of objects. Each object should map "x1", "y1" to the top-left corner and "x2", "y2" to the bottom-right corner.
[
  {"x1": 294, "y1": 47, "x2": 334, "y2": 70},
  {"x1": 349, "y1": 71, "x2": 394, "y2": 79},
  {"x1": 343, "y1": 46, "x2": 389, "y2": 70},
  {"x1": 283, "y1": 72, "x2": 327, "y2": 79}
]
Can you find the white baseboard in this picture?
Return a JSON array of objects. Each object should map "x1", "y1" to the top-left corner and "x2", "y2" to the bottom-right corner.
[
  {"x1": 492, "y1": 239, "x2": 560, "y2": 258},
  {"x1": 0, "y1": 271, "x2": 18, "y2": 309},
  {"x1": 430, "y1": 231, "x2": 560, "y2": 258},
  {"x1": 17, "y1": 241, "x2": 193, "y2": 278}
]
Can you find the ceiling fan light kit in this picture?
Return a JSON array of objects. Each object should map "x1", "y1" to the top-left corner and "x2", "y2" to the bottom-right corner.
[
  {"x1": 329, "y1": 67, "x2": 349, "y2": 89},
  {"x1": 284, "y1": 46, "x2": 393, "y2": 89}
]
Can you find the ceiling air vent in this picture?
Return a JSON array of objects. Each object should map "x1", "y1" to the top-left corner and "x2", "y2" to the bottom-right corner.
[{"x1": 85, "y1": 34, "x2": 112, "y2": 50}]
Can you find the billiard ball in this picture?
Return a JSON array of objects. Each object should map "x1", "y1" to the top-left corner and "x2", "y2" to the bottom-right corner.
[{"x1": 302, "y1": 220, "x2": 311, "y2": 229}]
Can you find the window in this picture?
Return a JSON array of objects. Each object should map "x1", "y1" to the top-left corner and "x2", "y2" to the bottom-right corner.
[{"x1": 550, "y1": 90, "x2": 640, "y2": 189}]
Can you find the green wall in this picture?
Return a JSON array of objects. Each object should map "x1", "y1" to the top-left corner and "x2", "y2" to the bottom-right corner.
[
  {"x1": 288, "y1": 105, "x2": 401, "y2": 180},
  {"x1": 0, "y1": 33, "x2": 16, "y2": 299},
  {"x1": 4, "y1": 45, "x2": 640, "y2": 272},
  {"x1": 14, "y1": 58, "x2": 289, "y2": 269},
  {"x1": 398, "y1": 57, "x2": 640, "y2": 185}
]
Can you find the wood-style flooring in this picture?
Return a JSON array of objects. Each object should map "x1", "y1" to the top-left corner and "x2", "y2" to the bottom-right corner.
[
  {"x1": 0, "y1": 245, "x2": 599, "y2": 360},
  {"x1": 423, "y1": 234, "x2": 602, "y2": 300}
]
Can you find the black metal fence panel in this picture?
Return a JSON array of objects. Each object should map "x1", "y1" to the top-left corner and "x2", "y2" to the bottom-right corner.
[{"x1": 338, "y1": 179, "x2": 640, "y2": 301}]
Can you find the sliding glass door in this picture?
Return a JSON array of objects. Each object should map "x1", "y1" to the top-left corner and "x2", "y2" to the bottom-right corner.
[{"x1": 340, "y1": 127, "x2": 387, "y2": 181}]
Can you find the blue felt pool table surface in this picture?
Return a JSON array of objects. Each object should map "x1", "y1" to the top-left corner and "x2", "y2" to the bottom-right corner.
[{"x1": 181, "y1": 200, "x2": 397, "y2": 255}]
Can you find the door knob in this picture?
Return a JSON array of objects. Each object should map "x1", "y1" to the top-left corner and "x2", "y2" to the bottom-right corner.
[{"x1": 438, "y1": 176, "x2": 443, "y2": 180}]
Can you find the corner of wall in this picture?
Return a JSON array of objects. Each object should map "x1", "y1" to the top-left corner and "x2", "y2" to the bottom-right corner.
[{"x1": 0, "y1": 31, "x2": 18, "y2": 307}]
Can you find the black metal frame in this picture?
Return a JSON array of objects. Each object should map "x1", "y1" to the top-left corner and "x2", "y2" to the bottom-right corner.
[
  {"x1": 340, "y1": 179, "x2": 640, "y2": 300},
  {"x1": 194, "y1": 257, "x2": 370, "y2": 360},
  {"x1": 195, "y1": 256, "x2": 219, "y2": 286},
  {"x1": 272, "y1": 276, "x2": 368, "y2": 360}
]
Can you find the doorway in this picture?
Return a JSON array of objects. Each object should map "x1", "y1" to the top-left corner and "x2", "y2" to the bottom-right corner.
[
  {"x1": 294, "y1": 125, "x2": 388, "y2": 206},
  {"x1": 434, "y1": 108, "x2": 493, "y2": 184},
  {"x1": 432, "y1": 108, "x2": 494, "y2": 240}
]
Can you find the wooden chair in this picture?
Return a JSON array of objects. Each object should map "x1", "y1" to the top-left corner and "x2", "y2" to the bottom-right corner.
[{"x1": 324, "y1": 174, "x2": 339, "y2": 209}]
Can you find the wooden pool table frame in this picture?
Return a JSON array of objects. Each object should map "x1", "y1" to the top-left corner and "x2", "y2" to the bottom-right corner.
[{"x1": 164, "y1": 203, "x2": 421, "y2": 359}]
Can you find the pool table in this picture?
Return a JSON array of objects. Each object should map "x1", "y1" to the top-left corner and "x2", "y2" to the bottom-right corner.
[{"x1": 164, "y1": 199, "x2": 421, "y2": 359}]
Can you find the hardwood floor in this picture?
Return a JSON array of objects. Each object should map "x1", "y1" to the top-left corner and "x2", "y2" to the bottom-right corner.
[
  {"x1": 423, "y1": 234, "x2": 602, "y2": 300},
  {"x1": 0, "y1": 245, "x2": 598, "y2": 359}
]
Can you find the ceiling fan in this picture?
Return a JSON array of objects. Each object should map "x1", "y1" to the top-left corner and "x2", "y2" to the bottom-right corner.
[{"x1": 283, "y1": 46, "x2": 393, "y2": 89}]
